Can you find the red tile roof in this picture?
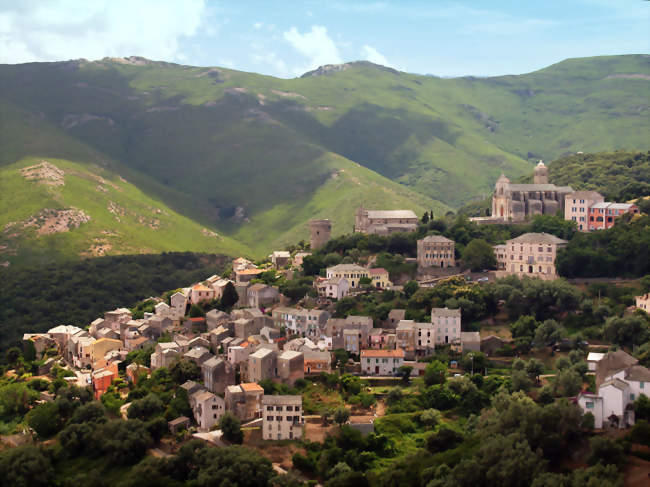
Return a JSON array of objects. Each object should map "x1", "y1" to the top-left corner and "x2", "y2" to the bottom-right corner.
[{"x1": 360, "y1": 349, "x2": 404, "y2": 358}]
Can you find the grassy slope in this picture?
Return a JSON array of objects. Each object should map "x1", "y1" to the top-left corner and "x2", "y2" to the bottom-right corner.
[
  {"x1": 0, "y1": 55, "x2": 647, "y2": 260},
  {"x1": 0, "y1": 157, "x2": 248, "y2": 266}
]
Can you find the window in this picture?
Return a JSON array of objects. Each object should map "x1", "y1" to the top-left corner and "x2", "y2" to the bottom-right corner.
[
  {"x1": 266, "y1": 406, "x2": 273, "y2": 411},
  {"x1": 631, "y1": 393, "x2": 636, "y2": 401},
  {"x1": 286, "y1": 406, "x2": 293, "y2": 411},
  {"x1": 267, "y1": 416, "x2": 273, "y2": 421},
  {"x1": 586, "y1": 401, "x2": 594, "y2": 409},
  {"x1": 276, "y1": 416, "x2": 282, "y2": 421},
  {"x1": 641, "y1": 382, "x2": 645, "y2": 389},
  {"x1": 276, "y1": 406, "x2": 283, "y2": 411}
]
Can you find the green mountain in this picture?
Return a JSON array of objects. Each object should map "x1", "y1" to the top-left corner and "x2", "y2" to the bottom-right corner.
[{"x1": 0, "y1": 54, "x2": 647, "y2": 262}]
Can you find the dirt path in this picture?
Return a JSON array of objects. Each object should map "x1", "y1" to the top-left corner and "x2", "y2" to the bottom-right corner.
[{"x1": 624, "y1": 455, "x2": 650, "y2": 487}]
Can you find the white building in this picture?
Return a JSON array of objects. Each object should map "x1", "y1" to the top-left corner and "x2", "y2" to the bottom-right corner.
[
  {"x1": 190, "y1": 389, "x2": 225, "y2": 431},
  {"x1": 360, "y1": 349, "x2": 405, "y2": 376},
  {"x1": 636, "y1": 293, "x2": 650, "y2": 313},
  {"x1": 262, "y1": 395, "x2": 303, "y2": 441},
  {"x1": 431, "y1": 308, "x2": 461, "y2": 346},
  {"x1": 316, "y1": 276, "x2": 350, "y2": 300}
]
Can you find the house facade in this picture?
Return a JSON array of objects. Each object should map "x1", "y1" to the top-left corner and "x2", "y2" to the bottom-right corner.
[
  {"x1": 326, "y1": 264, "x2": 369, "y2": 288},
  {"x1": 316, "y1": 276, "x2": 350, "y2": 300},
  {"x1": 361, "y1": 349, "x2": 404, "y2": 375},
  {"x1": 587, "y1": 202, "x2": 639, "y2": 231},
  {"x1": 262, "y1": 395, "x2": 303, "y2": 440},
  {"x1": 636, "y1": 293, "x2": 650, "y2": 313},
  {"x1": 369, "y1": 268, "x2": 392, "y2": 288},
  {"x1": 431, "y1": 308, "x2": 461, "y2": 346},
  {"x1": 500, "y1": 232, "x2": 568, "y2": 280},
  {"x1": 564, "y1": 191, "x2": 605, "y2": 231},
  {"x1": 190, "y1": 389, "x2": 225, "y2": 431},
  {"x1": 417, "y1": 235, "x2": 456, "y2": 268},
  {"x1": 354, "y1": 205, "x2": 418, "y2": 235}
]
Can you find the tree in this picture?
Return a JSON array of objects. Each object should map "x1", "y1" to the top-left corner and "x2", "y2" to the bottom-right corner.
[
  {"x1": 462, "y1": 239, "x2": 497, "y2": 271},
  {"x1": 634, "y1": 394, "x2": 650, "y2": 421},
  {"x1": 0, "y1": 382, "x2": 38, "y2": 416},
  {"x1": 533, "y1": 319, "x2": 565, "y2": 348},
  {"x1": 127, "y1": 393, "x2": 164, "y2": 421},
  {"x1": 333, "y1": 407, "x2": 351, "y2": 427},
  {"x1": 426, "y1": 426, "x2": 464, "y2": 453},
  {"x1": 6, "y1": 347, "x2": 21, "y2": 364},
  {"x1": 511, "y1": 315, "x2": 538, "y2": 339},
  {"x1": 219, "y1": 412, "x2": 243, "y2": 444},
  {"x1": 604, "y1": 315, "x2": 650, "y2": 348},
  {"x1": 69, "y1": 401, "x2": 106, "y2": 425},
  {"x1": 169, "y1": 359, "x2": 200, "y2": 383},
  {"x1": 26, "y1": 402, "x2": 62, "y2": 438},
  {"x1": 95, "y1": 419, "x2": 152, "y2": 466},
  {"x1": 525, "y1": 358, "x2": 544, "y2": 383},
  {"x1": 359, "y1": 276, "x2": 372, "y2": 286},
  {"x1": 588, "y1": 436, "x2": 626, "y2": 468},
  {"x1": 189, "y1": 304, "x2": 205, "y2": 318},
  {"x1": 221, "y1": 281, "x2": 239, "y2": 309},
  {"x1": 424, "y1": 360, "x2": 447, "y2": 386},
  {"x1": 397, "y1": 365, "x2": 413, "y2": 384},
  {"x1": 403, "y1": 280, "x2": 419, "y2": 299},
  {"x1": 555, "y1": 369, "x2": 582, "y2": 397},
  {"x1": 418, "y1": 408, "x2": 442, "y2": 428},
  {"x1": 0, "y1": 445, "x2": 54, "y2": 487},
  {"x1": 512, "y1": 370, "x2": 532, "y2": 392},
  {"x1": 421, "y1": 212, "x2": 430, "y2": 224}
]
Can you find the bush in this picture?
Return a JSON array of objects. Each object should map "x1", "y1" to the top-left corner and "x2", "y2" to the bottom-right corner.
[
  {"x1": 426, "y1": 426, "x2": 464, "y2": 453},
  {"x1": 26, "y1": 402, "x2": 62, "y2": 438},
  {"x1": 219, "y1": 412, "x2": 243, "y2": 444},
  {"x1": 0, "y1": 445, "x2": 54, "y2": 487},
  {"x1": 588, "y1": 436, "x2": 626, "y2": 468}
]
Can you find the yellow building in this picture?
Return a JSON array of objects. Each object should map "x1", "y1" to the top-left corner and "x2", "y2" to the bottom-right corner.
[
  {"x1": 369, "y1": 268, "x2": 392, "y2": 288},
  {"x1": 91, "y1": 338, "x2": 122, "y2": 365}
]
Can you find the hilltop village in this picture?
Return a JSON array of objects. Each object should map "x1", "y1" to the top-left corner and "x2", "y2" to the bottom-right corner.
[{"x1": 4, "y1": 161, "x2": 650, "y2": 486}]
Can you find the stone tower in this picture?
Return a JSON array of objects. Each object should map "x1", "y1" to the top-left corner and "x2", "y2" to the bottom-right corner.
[
  {"x1": 534, "y1": 160, "x2": 548, "y2": 184},
  {"x1": 492, "y1": 174, "x2": 511, "y2": 219},
  {"x1": 309, "y1": 219, "x2": 331, "y2": 250}
]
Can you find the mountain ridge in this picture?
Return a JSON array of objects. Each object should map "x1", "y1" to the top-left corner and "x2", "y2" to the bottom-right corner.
[{"x1": 0, "y1": 54, "x2": 647, "y2": 263}]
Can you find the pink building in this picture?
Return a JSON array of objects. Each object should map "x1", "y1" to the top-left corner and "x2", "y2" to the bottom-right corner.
[{"x1": 588, "y1": 202, "x2": 639, "y2": 230}]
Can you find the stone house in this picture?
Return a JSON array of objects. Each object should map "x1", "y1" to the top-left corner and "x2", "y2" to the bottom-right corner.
[
  {"x1": 354, "y1": 205, "x2": 418, "y2": 235},
  {"x1": 190, "y1": 284, "x2": 216, "y2": 304},
  {"x1": 225, "y1": 382, "x2": 264, "y2": 421},
  {"x1": 170, "y1": 292, "x2": 188, "y2": 318},
  {"x1": 460, "y1": 332, "x2": 481, "y2": 352},
  {"x1": 270, "y1": 251, "x2": 291, "y2": 268},
  {"x1": 190, "y1": 389, "x2": 225, "y2": 431},
  {"x1": 201, "y1": 356, "x2": 234, "y2": 395},
  {"x1": 150, "y1": 342, "x2": 180, "y2": 369},
  {"x1": 262, "y1": 395, "x2": 303, "y2": 440},
  {"x1": 184, "y1": 347, "x2": 212, "y2": 366},
  {"x1": 22, "y1": 334, "x2": 56, "y2": 360},
  {"x1": 499, "y1": 233, "x2": 568, "y2": 280},
  {"x1": 235, "y1": 268, "x2": 264, "y2": 285},
  {"x1": 248, "y1": 348, "x2": 277, "y2": 382},
  {"x1": 292, "y1": 251, "x2": 311, "y2": 268},
  {"x1": 431, "y1": 308, "x2": 461, "y2": 346},
  {"x1": 383, "y1": 309, "x2": 406, "y2": 329},
  {"x1": 247, "y1": 284, "x2": 279, "y2": 308},
  {"x1": 227, "y1": 344, "x2": 250, "y2": 365},
  {"x1": 104, "y1": 308, "x2": 132, "y2": 331},
  {"x1": 272, "y1": 307, "x2": 330, "y2": 338},
  {"x1": 361, "y1": 349, "x2": 405, "y2": 375},
  {"x1": 417, "y1": 235, "x2": 456, "y2": 268},
  {"x1": 304, "y1": 350, "x2": 332, "y2": 374},
  {"x1": 278, "y1": 350, "x2": 304, "y2": 385},
  {"x1": 481, "y1": 335, "x2": 509, "y2": 356}
]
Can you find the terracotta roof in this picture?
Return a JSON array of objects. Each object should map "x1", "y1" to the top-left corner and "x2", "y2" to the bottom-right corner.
[
  {"x1": 508, "y1": 232, "x2": 568, "y2": 245},
  {"x1": 189, "y1": 317, "x2": 205, "y2": 322},
  {"x1": 420, "y1": 235, "x2": 454, "y2": 243},
  {"x1": 192, "y1": 284, "x2": 212, "y2": 291},
  {"x1": 240, "y1": 382, "x2": 264, "y2": 392},
  {"x1": 369, "y1": 268, "x2": 389, "y2": 275},
  {"x1": 236, "y1": 268, "x2": 264, "y2": 275},
  {"x1": 361, "y1": 349, "x2": 404, "y2": 358}
]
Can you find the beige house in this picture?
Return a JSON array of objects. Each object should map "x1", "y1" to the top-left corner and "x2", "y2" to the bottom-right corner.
[
  {"x1": 316, "y1": 276, "x2": 350, "y2": 300},
  {"x1": 369, "y1": 268, "x2": 392, "y2": 289},
  {"x1": 636, "y1": 293, "x2": 650, "y2": 313},
  {"x1": 235, "y1": 268, "x2": 264, "y2": 285},
  {"x1": 354, "y1": 205, "x2": 418, "y2": 235},
  {"x1": 91, "y1": 338, "x2": 123, "y2": 365},
  {"x1": 431, "y1": 308, "x2": 461, "y2": 346},
  {"x1": 292, "y1": 251, "x2": 312, "y2": 268},
  {"x1": 190, "y1": 389, "x2": 225, "y2": 431},
  {"x1": 190, "y1": 284, "x2": 216, "y2": 304},
  {"x1": 246, "y1": 284, "x2": 279, "y2": 308},
  {"x1": 361, "y1": 349, "x2": 404, "y2": 375},
  {"x1": 270, "y1": 251, "x2": 291, "y2": 268},
  {"x1": 278, "y1": 350, "x2": 304, "y2": 385},
  {"x1": 417, "y1": 235, "x2": 456, "y2": 268},
  {"x1": 564, "y1": 191, "x2": 605, "y2": 232},
  {"x1": 500, "y1": 232, "x2": 568, "y2": 280},
  {"x1": 248, "y1": 348, "x2": 277, "y2": 382},
  {"x1": 326, "y1": 263, "x2": 369, "y2": 288},
  {"x1": 225, "y1": 382, "x2": 264, "y2": 421},
  {"x1": 262, "y1": 395, "x2": 303, "y2": 440},
  {"x1": 494, "y1": 244, "x2": 507, "y2": 270}
]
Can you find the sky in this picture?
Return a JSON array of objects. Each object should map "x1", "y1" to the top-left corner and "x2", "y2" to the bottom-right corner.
[{"x1": 0, "y1": 0, "x2": 648, "y2": 78}]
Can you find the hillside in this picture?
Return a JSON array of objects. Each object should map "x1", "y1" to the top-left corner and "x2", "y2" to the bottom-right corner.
[
  {"x1": 0, "y1": 157, "x2": 248, "y2": 266},
  {"x1": 0, "y1": 55, "x2": 648, "y2": 260}
]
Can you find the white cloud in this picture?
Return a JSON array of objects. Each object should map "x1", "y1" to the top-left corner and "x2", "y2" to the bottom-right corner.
[
  {"x1": 0, "y1": 0, "x2": 207, "y2": 64},
  {"x1": 253, "y1": 21, "x2": 262, "y2": 29},
  {"x1": 360, "y1": 45, "x2": 389, "y2": 66},
  {"x1": 283, "y1": 25, "x2": 341, "y2": 75}
]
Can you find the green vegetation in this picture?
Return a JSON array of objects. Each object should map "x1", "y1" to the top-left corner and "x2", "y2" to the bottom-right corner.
[
  {"x1": 0, "y1": 252, "x2": 228, "y2": 350},
  {"x1": 1, "y1": 55, "x2": 647, "y2": 259},
  {"x1": 0, "y1": 157, "x2": 247, "y2": 267}
]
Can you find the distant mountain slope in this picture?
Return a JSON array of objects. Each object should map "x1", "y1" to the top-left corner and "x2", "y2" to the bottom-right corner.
[
  {"x1": 0, "y1": 157, "x2": 248, "y2": 266},
  {"x1": 0, "y1": 54, "x2": 647, "y2": 259}
]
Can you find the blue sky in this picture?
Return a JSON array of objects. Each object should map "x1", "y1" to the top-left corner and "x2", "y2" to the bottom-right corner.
[{"x1": 1, "y1": 1, "x2": 648, "y2": 77}]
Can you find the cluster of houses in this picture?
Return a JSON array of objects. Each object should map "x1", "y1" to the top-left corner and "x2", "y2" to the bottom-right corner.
[{"x1": 577, "y1": 349, "x2": 650, "y2": 429}]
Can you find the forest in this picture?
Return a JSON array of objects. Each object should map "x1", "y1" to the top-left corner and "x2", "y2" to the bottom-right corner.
[{"x1": 0, "y1": 253, "x2": 229, "y2": 351}]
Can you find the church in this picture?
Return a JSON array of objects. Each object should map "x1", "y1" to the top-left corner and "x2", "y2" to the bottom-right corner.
[{"x1": 491, "y1": 161, "x2": 573, "y2": 222}]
